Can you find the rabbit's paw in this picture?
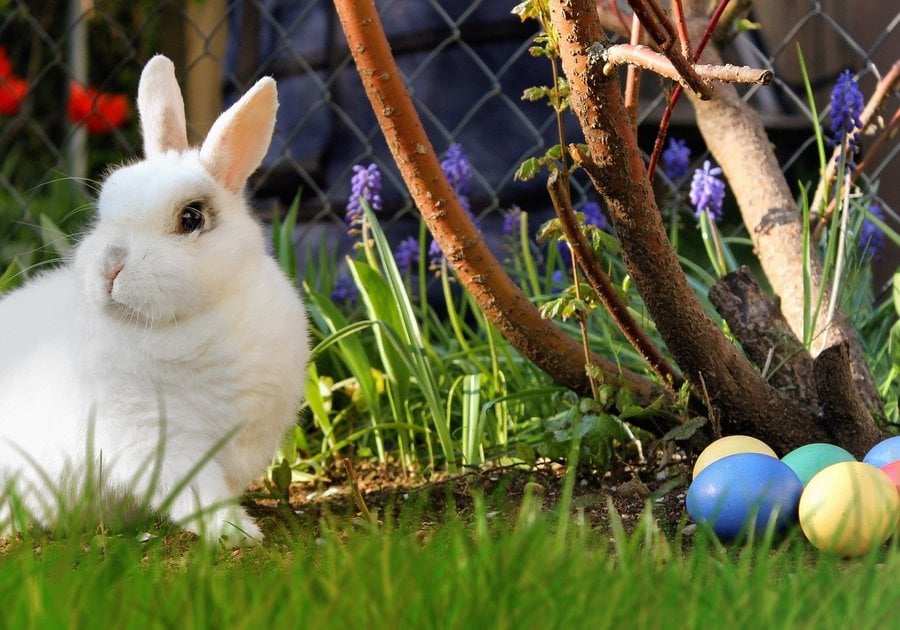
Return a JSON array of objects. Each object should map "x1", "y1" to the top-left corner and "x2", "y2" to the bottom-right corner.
[{"x1": 182, "y1": 505, "x2": 262, "y2": 547}]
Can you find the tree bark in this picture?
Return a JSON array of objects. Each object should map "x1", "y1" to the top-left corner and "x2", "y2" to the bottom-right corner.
[
  {"x1": 709, "y1": 267, "x2": 817, "y2": 410},
  {"x1": 549, "y1": 0, "x2": 829, "y2": 454},
  {"x1": 813, "y1": 343, "x2": 884, "y2": 458}
]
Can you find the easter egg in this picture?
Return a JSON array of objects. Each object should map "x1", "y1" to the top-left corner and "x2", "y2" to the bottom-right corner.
[
  {"x1": 782, "y1": 443, "x2": 856, "y2": 487},
  {"x1": 693, "y1": 435, "x2": 777, "y2": 478},
  {"x1": 880, "y1": 461, "x2": 900, "y2": 530},
  {"x1": 862, "y1": 435, "x2": 900, "y2": 468},
  {"x1": 686, "y1": 452, "x2": 803, "y2": 542},
  {"x1": 880, "y1": 460, "x2": 900, "y2": 492},
  {"x1": 799, "y1": 462, "x2": 900, "y2": 557}
]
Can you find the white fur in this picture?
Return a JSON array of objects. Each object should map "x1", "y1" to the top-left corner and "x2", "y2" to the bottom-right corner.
[{"x1": 0, "y1": 55, "x2": 309, "y2": 545}]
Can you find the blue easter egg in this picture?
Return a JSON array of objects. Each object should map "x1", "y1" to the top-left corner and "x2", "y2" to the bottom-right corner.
[
  {"x1": 686, "y1": 452, "x2": 803, "y2": 541},
  {"x1": 863, "y1": 436, "x2": 900, "y2": 468}
]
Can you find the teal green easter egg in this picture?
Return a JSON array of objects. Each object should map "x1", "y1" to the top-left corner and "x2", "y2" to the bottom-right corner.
[{"x1": 782, "y1": 443, "x2": 855, "y2": 487}]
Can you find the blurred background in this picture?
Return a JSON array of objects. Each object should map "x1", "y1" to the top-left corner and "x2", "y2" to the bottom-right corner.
[{"x1": 0, "y1": 0, "x2": 897, "y2": 287}]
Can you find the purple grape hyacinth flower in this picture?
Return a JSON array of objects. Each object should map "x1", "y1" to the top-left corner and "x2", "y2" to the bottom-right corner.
[
  {"x1": 828, "y1": 70, "x2": 864, "y2": 154},
  {"x1": 689, "y1": 160, "x2": 726, "y2": 222},
  {"x1": 331, "y1": 273, "x2": 358, "y2": 305},
  {"x1": 860, "y1": 203, "x2": 885, "y2": 258},
  {"x1": 662, "y1": 138, "x2": 691, "y2": 180},
  {"x1": 346, "y1": 163, "x2": 383, "y2": 231},
  {"x1": 428, "y1": 239, "x2": 445, "y2": 271},
  {"x1": 394, "y1": 236, "x2": 420, "y2": 271},
  {"x1": 441, "y1": 143, "x2": 472, "y2": 213},
  {"x1": 581, "y1": 201, "x2": 607, "y2": 230},
  {"x1": 503, "y1": 205, "x2": 523, "y2": 239}
]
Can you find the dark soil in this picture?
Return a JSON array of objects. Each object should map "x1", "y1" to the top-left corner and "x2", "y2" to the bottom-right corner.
[{"x1": 245, "y1": 457, "x2": 692, "y2": 539}]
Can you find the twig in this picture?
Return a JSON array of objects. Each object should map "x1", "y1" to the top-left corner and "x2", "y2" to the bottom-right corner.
[
  {"x1": 547, "y1": 170, "x2": 683, "y2": 393},
  {"x1": 331, "y1": 0, "x2": 669, "y2": 404},
  {"x1": 624, "y1": 14, "x2": 644, "y2": 128},
  {"x1": 604, "y1": 0, "x2": 632, "y2": 37},
  {"x1": 671, "y1": 0, "x2": 692, "y2": 60},
  {"x1": 626, "y1": 0, "x2": 713, "y2": 99},
  {"x1": 342, "y1": 458, "x2": 375, "y2": 524},
  {"x1": 604, "y1": 44, "x2": 772, "y2": 86}
]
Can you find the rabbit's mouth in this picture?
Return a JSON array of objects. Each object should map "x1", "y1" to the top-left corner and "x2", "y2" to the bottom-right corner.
[{"x1": 103, "y1": 296, "x2": 163, "y2": 328}]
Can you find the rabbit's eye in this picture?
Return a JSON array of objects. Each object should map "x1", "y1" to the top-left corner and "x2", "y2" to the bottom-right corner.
[{"x1": 178, "y1": 202, "x2": 205, "y2": 234}]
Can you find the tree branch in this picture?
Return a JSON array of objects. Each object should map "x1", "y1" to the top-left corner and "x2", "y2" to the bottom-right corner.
[
  {"x1": 550, "y1": 0, "x2": 828, "y2": 454},
  {"x1": 546, "y1": 170, "x2": 683, "y2": 392},
  {"x1": 708, "y1": 267, "x2": 817, "y2": 410},
  {"x1": 603, "y1": 44, "x2": 772, "y2": 86},
  {"x1": 813, "y1": 343, "x2": 884, "y2": 459},
  {"x1": 681, "y1": 9, "x2": 883, "y2": 413}
]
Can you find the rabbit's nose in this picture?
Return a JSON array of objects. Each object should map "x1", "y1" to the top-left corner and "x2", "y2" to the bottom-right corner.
[{"x1": 103, "y1": 246, "x2": 126, "y2": 285}]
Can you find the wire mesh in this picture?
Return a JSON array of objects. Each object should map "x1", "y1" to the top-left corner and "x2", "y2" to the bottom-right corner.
[{"x1": 1, "y1": 0, "x2": 897, "y2": 267}]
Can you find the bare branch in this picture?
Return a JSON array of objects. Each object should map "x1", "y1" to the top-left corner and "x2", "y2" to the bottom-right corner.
[
  {"x1": 546, "y1": 170, "x2": 683, "y2": 393},
  {"x1": 604, "y1": 44, "x2": 772, "y2": 86}
]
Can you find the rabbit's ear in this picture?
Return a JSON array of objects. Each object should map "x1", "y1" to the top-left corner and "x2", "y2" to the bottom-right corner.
[
  {"x1": 137, "y1": 55, "x2": 188, "y2": 157},
  {"x1": 200, "y1": 78, "x2": 277, "y2": 194}
]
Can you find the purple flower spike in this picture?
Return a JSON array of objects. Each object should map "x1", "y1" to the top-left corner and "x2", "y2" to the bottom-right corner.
[
  {"x1": 503, "y1": 205, "x2": 523, "y2": 238},
  {"x1": 428, "y1": 239, "x2": 445, "y2": 270},
  {"x1": 331, "y1": 273, "x2": 358, "y2": 305},
  {"x1": 860, "y1": 203, "x2": 885, "y2": 258},
  {"x1": 581, "y1": 201, "x2": 607, "y2": 230},
  {"x1": 689, "y1": 160, "x2": 726, "y2": 222},
  {"x1": 662, "y1": 138, "x2": 691, "y2": 181},
  {"x1": 441, "y1": 143, "x2": 472, "y2": 213},
  {"x1": 346, "y1": 163, "x2": 383, "y2": 231},
  {"x1": 829, "y1": 70, "x2": 864, "y2": 154},
  {"x1": 394, "y1": 236, "x2": 420, "y2": 271}
]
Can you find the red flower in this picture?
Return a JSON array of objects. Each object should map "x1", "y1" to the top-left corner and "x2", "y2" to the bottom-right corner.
[
  {"x1": 67, "y1": 81, "x2": 129, "y2": 134},
  {"x1": 0, "y1": 46, "x2": 28, "y2": 116},
  {"x1": 0, "y1": 74, "x2": 28, "y2": 116},
  {"x1": 0, "y1": 46, "x2": 12, "y2": 77}
]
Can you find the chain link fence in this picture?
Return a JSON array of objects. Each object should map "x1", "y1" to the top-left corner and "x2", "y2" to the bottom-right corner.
[{"x1": 1, "y1": 0, "x2": 897, "y2": 275}]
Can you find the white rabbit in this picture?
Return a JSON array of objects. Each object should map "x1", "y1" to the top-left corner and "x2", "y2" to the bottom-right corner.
[{"x1": 0, "y1": 55, "x2": 309, "y2": 545}]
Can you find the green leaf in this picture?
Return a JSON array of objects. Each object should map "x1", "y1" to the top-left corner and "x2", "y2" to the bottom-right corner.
[
  {"x1": 515, "y1": 442, "x2": 537, "y2": 467},
  {"x1": 0, "y1": 258, "x2": 24, "y2": 294},
  {"x1": 889, "y1": 320, "x2": 900, "y2": 369},
  {"x1": 544, "y1": 144, "x2": 562, "y2": 160},
  {"x1": 271, "y1": 458, "x2": 293, "y2": 502},
  {"x1": 661, "y1": 416, "x2": 708, "y2": 442},
  {"x1": 514, "y1": 157, "x2": 542, "y2": 182},
  {"x1": 522, "y1": 86, "x2": 550, "y2": 102},
  {"x1": 893, "y1": 270, "x2": 900, "y2": 318},
  {"x1": 273, "y1": 193, "x2": 300, "y2": 285},
  {"x1": 536, "y1": 218, "x2": 562, "y2": 243},
  {"x1": 39, "y1": 213, "x2": 70, "y2": 257}
]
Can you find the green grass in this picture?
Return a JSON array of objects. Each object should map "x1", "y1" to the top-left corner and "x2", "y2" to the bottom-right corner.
[{"x1": 3, "y1": 504, "x2": 900, "y2": 628}]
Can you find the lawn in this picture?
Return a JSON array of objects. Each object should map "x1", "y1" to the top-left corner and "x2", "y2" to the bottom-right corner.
[{"x1": 3, "y1": 474, "x2": 900, "y2": 629}]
